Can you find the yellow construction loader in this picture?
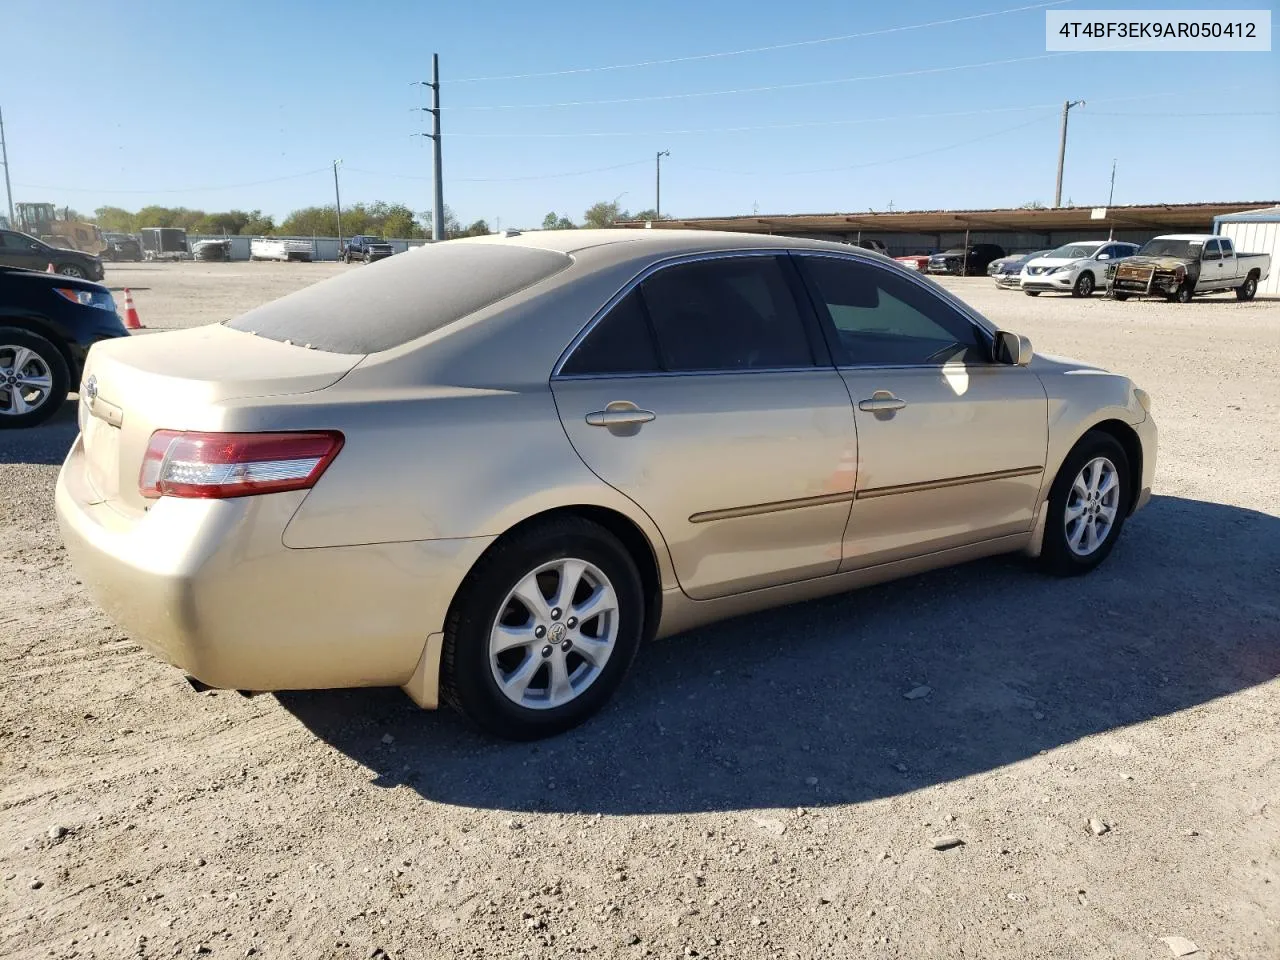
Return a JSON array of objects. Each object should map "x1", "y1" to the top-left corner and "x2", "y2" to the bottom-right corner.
[{"x1": 14, "y1": 203, "x2": 106, "y2": 255}]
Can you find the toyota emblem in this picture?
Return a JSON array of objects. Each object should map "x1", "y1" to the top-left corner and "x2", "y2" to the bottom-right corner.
[{"x1": 84, "y1": 375, "x2": 98, "y2": 402}]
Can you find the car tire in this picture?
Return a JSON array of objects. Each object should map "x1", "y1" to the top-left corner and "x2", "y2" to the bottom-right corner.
[
  {"x1": 1110, "y1": 292, "x2": 1129, "y2": 301},
  {"x1": 341, "y1": 252, "x2": 351, "y2": 264},
  {"x1": 1235, "y1": 275, "x2": 1258, "y2": 301},
  {"x1": 1038, "y1": 430, "x2": 1131, "y2": 577},
  {"x1": 55, "y1": 264, "x2": 86, "y2": 279},
  {"x1": 1072, "y1": 272, "x2": 1095, "y2": 298},
  {"x1": 441, "y1": 515, "x2": 646, "y2": 740},
  {"x1": 1024, "y1": 290, "x2": 1040, "y2": 297},
  {"x1": 363, "y1": 253, "x2": 372, "y2": 264},
  {"x1": 0, "y1": 328, "x2": 71, "y2": 430},
  {"x1": 1169, "y1": 282, "x2": 1194, "y2": 304}
]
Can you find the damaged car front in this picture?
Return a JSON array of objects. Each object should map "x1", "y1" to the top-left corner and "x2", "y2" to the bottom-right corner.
[{"x1": 1108, "y1": 237, "x2": 1204, "y2": 302}]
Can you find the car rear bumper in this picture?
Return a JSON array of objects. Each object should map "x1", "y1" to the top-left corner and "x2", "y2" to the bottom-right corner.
[{"x1": 56, "y1": 435, "x2": 492, "y2": 696}]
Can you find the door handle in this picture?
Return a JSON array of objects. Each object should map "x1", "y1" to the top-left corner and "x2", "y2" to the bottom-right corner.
[
  {"x1": 858, "y1": 391, "x2": 907, "y2": 413},
  {"x1": 585, "y1": 403, "x2": 656, "y2": 427}
]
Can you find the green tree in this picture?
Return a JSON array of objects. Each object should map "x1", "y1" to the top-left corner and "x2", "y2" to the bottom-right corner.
[
  {"x1": 630, "y1": 209, "x2": 669, "y2": 222},
  {"x1": 239, "y1": 210, "x2": 276, "y2": 236},
  {"x1": 541, "y1": 211, "x2": 576, "y2": 230},
  {"x1": 421, "y1": 204, "x2": 462, "y2": 239},
  {"x1": 94, "y1": 206, "x2": 137, "y2": 232},
  {"x1": 582, "y1": 200, "x2": 630, "y2": 229}
]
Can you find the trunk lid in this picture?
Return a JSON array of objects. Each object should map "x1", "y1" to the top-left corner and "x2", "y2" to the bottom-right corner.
[{"x1": 77, "y1": 324, "x2": 362, "y2": 514}]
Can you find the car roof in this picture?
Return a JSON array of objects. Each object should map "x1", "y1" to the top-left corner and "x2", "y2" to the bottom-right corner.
[
  {"x1": 462, "y1": 228, "x2": 855, "y2": 258},
  {"x1": 1154, "y1": 234, "x2": 1215, "y2": 240}
]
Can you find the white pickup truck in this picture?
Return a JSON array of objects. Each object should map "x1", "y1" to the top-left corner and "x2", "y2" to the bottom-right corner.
[{"x1": 1108, "y1": 234, "x2": 1269, "y2": 303}]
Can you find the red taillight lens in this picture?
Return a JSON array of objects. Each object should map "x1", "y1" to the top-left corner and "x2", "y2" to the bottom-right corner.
[{"x1": 138, "y1": 431, "x2": 344, "y2": 499}]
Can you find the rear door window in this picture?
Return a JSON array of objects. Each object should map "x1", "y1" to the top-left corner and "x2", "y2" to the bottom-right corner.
[
  {"x1": 1219, "y1": 237, "x2": 1234, "y2": 256},
  {"x1": 559, "y1": 290, "x2": 660, "y2": 376},
  {"x1": 637, "y1": 256, "x2": 815, "y2": 372}
]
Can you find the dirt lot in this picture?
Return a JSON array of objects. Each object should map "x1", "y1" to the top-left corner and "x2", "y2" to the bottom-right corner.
[{"x1": 2, "y1": 261, "x2": 1277, "y2": 960}]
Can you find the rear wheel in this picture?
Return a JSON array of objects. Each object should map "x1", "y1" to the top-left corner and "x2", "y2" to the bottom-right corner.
[
  {"x1": 1236, "y1": 275, "x2": 1258, "y2": 301},
  {"x1": 441, "y1": 516, "x2": 645, "y2": 740},
  {"x1": 55, "y1": 264, "x2": 86, "y2": 279},
  {"x1": 1039, "y1": 431, "x2": 1131, "y2": 576},
  {"x1": 0, "y1": 328, "x2": 70, "y2": 430},
  {"x1": 1072, "y1": 272, "x2": 1095, "y2": 298}
]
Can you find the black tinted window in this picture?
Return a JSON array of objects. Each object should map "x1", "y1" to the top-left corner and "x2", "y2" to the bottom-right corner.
[
  {"x1": 561, "y1": 290, "x2": 659, "y2": 375},
  {"x1": 1202, "y1": 239, "x2": 1221, "y2": 260},
  {"x1": 639, "y1": 256, "x2": 813, "y2": 371},
  {"x1": 1219, "y1": 237, "x2": 1234, "y2": 256},
  {"x1": 801, "y1": 257, "x2": 987, "y2": 366}
]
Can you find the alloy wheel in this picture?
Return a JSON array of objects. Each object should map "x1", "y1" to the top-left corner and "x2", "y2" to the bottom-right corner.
[
  {"x1": 0, "y1": 345, "x2": 54, "y2": 418},
  {"x1": 488, "y1": 557, "x2": 619, "y2": 710},
  {"x1": 57, "y1": 265, "x2": 85, "y2": 278},
  {"x1": 1064, "y1": 456, "x2": 1120, "y2": 556}
]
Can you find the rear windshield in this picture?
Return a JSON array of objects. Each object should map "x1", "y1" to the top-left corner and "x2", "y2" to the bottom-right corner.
[{"x1": 226, "y1": 242, "x2": 571, "y2": 353}]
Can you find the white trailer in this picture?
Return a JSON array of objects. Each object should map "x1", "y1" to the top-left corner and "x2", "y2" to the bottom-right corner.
[{"x1": 249, "y1": 238, "x2": 314, "y2": 262}]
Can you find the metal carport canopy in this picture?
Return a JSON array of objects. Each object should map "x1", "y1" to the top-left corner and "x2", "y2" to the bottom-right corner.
[{"x1": 617, "y1": 201, "x2": 1278, "y2": 236}]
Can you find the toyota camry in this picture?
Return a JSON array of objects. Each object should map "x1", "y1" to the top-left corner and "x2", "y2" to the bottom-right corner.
[{"x1": 57, "y1": 230, "x2": 1157, "y2": 739}]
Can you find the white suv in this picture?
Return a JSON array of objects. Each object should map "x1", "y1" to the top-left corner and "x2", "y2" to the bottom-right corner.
[{"x1": 1020, "y1": 241, "x2": 1139, "y2": 297}]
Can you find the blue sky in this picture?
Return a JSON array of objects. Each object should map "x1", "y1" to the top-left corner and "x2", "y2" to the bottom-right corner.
[{"x1": 4, "y1": 0, "x2": 1277, "y2": 228}]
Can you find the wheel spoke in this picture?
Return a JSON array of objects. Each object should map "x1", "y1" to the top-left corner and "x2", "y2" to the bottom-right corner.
[
  {"x1": 502, "y1": 655, "x2": 540, "y2": 701},
  {"x1": 1072, "y1": 475, "x2": 1090, "y2": 501},
  {"x1": 1064, "y1": 501, "x2": 1086, "y2": 522},
  {"x1": 551, "y1": 558, "x2": 587, "y2": 612},
  {"x1": 510, "y1": 573, "x2": 552, "y2": 623},
  {"x1": 1097, "y1": 469, "x2": 1117, "y2": 499},
  {"x1": 573, "y1": 636, "x2": 611, "y2": 668},
  {"x1": 573, "y1": 582, "x2": 618, "y2": 624},
  {"x1": 8, "y1": 388, "x2": 31, "y2": 415},
  {"x1": 1084, "y1": 518, "x2": 1100, "y2": 553},
  {"x1": 1098, "y1": 503, "x2": 1118, "y2": 524},
  {"x1": 1066, "y1": 518, "x2": 1086, "y2": 550},
  {"x1": 547, "y1": 653, "x2": 573, "y2": 704},
  {"x1": 491, "y1": 623, "x2": 536, "y2": 655},
  {"x1": 1087, "y1": 461, "x2": 1102, "y2": 495},
  {"x1": 11, "y1": 347, "x2": 35, "y2": 373},
  {"x1": 16, "y1": 374, "x2": 51, "y2": 391}
]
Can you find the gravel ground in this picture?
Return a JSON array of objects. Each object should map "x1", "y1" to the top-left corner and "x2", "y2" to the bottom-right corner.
[{"x1": 2, "y1": 261, "x2": 1277, "y2": 960}]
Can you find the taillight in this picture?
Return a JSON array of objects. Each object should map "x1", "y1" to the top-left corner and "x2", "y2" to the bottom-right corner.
[{"x1": 138, "y1": 431, "x2": 344, "y2": 500}]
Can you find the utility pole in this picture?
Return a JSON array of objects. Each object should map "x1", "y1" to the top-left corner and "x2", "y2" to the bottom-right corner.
[
  {"x1": 413, "y1": 55, "x2": 445, "y2": 241},
  {"x1": 1106, "y1": 158, "x2": 1117, "y2": 240},
  {"x1": 332, "y1": 159, "x2": 343, "y2": 247},
  {"x1": 655, "y1": 149, "x2": 669, "y2": 219},
  {"x1": 1053, "y1": 99, "x2": 1085, "y2": 208},
  {"x1": 0, "y1": 105, "x2": 14, "y2": 228}
]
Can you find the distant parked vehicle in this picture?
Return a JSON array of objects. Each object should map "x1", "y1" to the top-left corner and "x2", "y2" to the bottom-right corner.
[
  {"x1": 0, "y1": 265, "x2": 128, "y2": 427},
  {"x1": 193, "y1": 239, "x2": 233, "y2": 262},
  {"x1": 250, "y1": 238, "x2": 313, "y2": 263},
  {"x1": 0, "y1": 229, "x2": 105, "y2": 280},
  {"x1": 850, "y1": 238, "x2": 889, "y2": 255},
  {"x1": 893, "y1": 254, "x2": 931, "y2": 272},
  {"x1": 988, "y1": 251, "x2": 1051, "y2": 289},
  {"x1": 341, "y1": 235, "x2": 394, "y2": 264},
  {"x1": 141, "y1": 227, "x2": 189, "y2": 262},
  {"x1": 928, "y1": 244, "x2": 1005, "y2": 276},
  {"x1": 102, "y1": 233, "x2": 143, "y2": 262},
  {"x1": 1019, "y1": 241, "x2": 1139, "y2": 298},
  {"x1": 1108, "y1": 234, "x2": 1270, "y2": 303}
]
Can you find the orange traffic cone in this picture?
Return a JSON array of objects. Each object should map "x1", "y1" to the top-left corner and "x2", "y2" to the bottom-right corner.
[
  {"x1": 46, "y1": 262, "x2": 55, "y2": 273},
  {"x1": 122, "y1": 288, "x2": 144, "y2": 330}
]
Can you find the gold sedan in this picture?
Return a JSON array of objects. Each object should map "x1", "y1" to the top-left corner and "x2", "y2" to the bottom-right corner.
[{"x1": 56, "y1": 230, "x2": 1156, "y2": 739}]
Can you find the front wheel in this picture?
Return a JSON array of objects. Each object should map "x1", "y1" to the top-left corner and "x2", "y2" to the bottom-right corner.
[
  {"x1": 1024, "y1": 290, "x2": 1040, "y2": 297},
  {"x1": 341, "y1": 251, "x2": 351, "y2": 264},
  {"x1": 1110, "y1": 292, "x2": 1129, "y2": 301},
  {"x1": 1169, "y1": 282, "x2": 1194, "y2": 304},
  {"x1": 1072, "y1": 272, "x2": 1095, "y2": 298},
  {"x1": 0, "y1": 328, "x2": 70, "y2": 430},
  {"x1": 1236, "y1": 275, "x2": 1258, "y2": 301},
  {"x1": 56, "y1": 264, "x2": 86, "y2": 279},
  {"x1": 441, "y1": 516, "x2": 645, "y2": 740},
  {"x1": 1039, "y1": 431, "x2": 1131, "y2": 576}
]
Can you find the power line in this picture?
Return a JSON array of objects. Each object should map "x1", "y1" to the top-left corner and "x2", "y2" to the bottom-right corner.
[
  {"x1": 12, "y1": 166, "x2": 332, "y2": 195},
  {"x1": 449, "y1": 0, "x2": 1072, "y2": 83},
  {"x1": 674, "y1": 115, "x2": 1056, "y2": 178},
  {"x1": 442, "y1": 51, "x2": 1082, "y2": 111},
  {"x1": 345, "y1": 158, "x2": 653, "y2": 184}
]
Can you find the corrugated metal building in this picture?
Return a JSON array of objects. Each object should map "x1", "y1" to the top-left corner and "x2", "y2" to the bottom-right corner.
[{"x1": 1214, "y1": 206, "x2": 1280, "y2": 298}]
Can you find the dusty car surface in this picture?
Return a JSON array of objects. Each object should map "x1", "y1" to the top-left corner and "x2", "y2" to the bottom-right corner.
[{"x1": 56, "y1": 230, "x2": 1157, "y2": 739}]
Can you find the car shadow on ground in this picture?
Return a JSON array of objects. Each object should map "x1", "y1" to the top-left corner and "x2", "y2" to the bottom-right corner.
[
  {"x1": 280, "y1": 494, "x2": 1279, "y2": 814},
  {"x1": 263, "y1": 495, "x2": 1277, "y2": 814},
  {"x1": 0, "y1": 401, "x2": 78, "y2": 465}
]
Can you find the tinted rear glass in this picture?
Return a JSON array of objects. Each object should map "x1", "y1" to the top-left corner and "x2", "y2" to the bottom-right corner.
[{"x1": 226, "y1": 242, "x2": 571, "y2": 354}]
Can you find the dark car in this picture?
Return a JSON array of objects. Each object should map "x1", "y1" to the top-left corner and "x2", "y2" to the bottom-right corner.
[
  {"x1": 0, "y1": 229, "x2": 105, "y2": 281},
  {"x1": 988, "y1": 250, "x2": 1051, "y2": 288},
  {"x1": 341, "y1": 235, "x2": 394, "y2": 263},
  {"x1": 0, "y1": 266, "x2": 129, "y2": 428},
  {"x1": 102, "y1": 232, "x2": 143, "y2": 262},
  {"x1": 928, "y1": 243, "x2": 1006, "y2": 277}
]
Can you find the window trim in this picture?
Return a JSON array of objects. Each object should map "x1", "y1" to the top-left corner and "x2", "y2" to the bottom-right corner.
[
  {"x1": 551, "y1": 249, "x2": 831, "y2": 380},
  {"x1": 789, "y1": 250, "x2": 1001, "y2": 371},
  {"x1": 1202, "y1": 238, "x2": 1222, "y2": 261}
]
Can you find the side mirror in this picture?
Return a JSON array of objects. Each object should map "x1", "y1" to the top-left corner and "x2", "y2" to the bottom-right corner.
[{"x1": 994, "y1": 330, "x2": 1033, "y2": 366}]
